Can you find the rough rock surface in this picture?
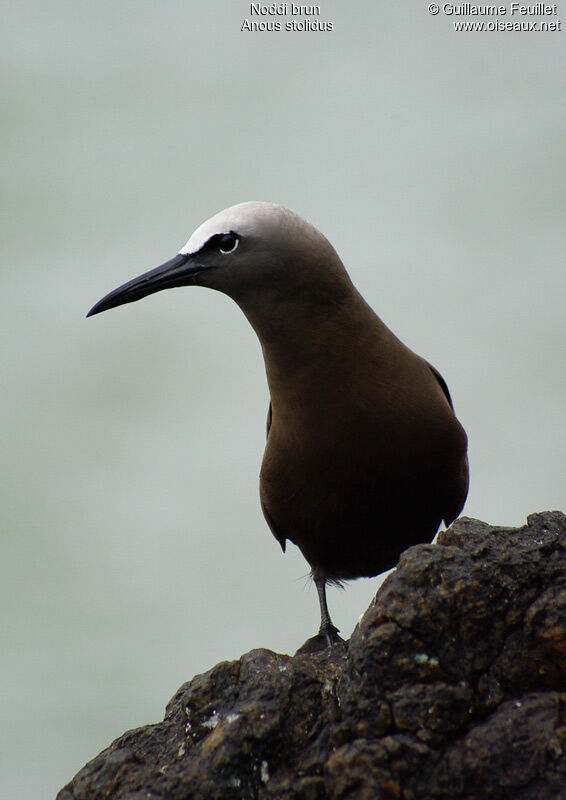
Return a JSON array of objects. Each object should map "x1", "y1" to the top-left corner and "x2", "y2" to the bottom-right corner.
[{"x1": 57, "y1": 512, "x2": 566, "y2": 800}]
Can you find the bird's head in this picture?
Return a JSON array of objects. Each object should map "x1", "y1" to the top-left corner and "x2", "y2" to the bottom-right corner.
[{"x1": 87, "y1": 202, "x2": 352, "y2": 319}]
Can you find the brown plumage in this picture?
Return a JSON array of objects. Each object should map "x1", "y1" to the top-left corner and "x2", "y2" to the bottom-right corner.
[{"x1": 88, "y1": 201, "x2": 468, "y2": 653}]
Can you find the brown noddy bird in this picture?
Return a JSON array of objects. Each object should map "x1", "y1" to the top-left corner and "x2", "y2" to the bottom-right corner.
[{"x1": 88, "y1": 201, "x2": 469, "y2": 654}]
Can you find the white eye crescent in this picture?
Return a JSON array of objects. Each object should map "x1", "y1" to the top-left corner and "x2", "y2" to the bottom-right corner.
[{"x1": 218, "y1": 234, "x2": 239, "y2": 254}]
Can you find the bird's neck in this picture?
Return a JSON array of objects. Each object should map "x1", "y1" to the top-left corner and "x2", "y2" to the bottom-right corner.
[{"x1": 239, "y1": 287, "x2": 390, "y2": 406}]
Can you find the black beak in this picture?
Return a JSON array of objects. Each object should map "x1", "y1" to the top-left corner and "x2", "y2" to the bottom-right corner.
[{"x1": 87, "y1": 253, "x2": 205, "y2": 317}]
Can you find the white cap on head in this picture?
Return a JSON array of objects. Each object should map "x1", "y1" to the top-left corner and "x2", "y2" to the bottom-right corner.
[
  {"x1": 179, "y1": 202, "x2": 282, "y2": 255},
  {"x1": 177, "y1": 201, "x2": 332, "y2": 260}
]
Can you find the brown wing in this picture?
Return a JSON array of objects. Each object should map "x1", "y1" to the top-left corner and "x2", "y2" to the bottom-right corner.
[
  {"x1": 426, "y1": 364, "x2": 469, "y2": 525},
  {"x1": 427, "y1": 361, "x2": 454, "y2": 409},
  {"x1": 261, "y1": 496, "x2": 286, "y2": 552},
  {"x1": 262, "y1": 401, "x2": 286, "y2": 551},
  {"x1": 443, "y1": 453, "x2": 469, "y2": 527}
]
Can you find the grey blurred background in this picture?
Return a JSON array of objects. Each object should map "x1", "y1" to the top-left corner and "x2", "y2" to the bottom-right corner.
[{"x1": 1, "y1": 1, "x2": 564, "y2": 796}]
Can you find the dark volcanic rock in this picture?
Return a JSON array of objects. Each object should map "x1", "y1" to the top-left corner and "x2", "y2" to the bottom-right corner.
[{"x1": 57, "y1": 512, "x2": 566, "y2": 800}]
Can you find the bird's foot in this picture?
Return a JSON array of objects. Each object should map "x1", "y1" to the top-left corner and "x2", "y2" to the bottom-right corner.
[{"x1": 295, "y1": 624, "x2": 344, "y2": 655}]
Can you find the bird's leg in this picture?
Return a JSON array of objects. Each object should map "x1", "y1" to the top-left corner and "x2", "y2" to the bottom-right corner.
[
  {"x1": 314, "y1": 575, "x2": 341, "y2": 646},
  {"x1": 295, "y1": 574, "x2": 345, "y2": 654}
]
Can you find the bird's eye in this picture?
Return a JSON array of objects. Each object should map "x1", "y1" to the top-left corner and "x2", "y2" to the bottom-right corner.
[{"x1": 218, "y1": 234, "x2": 239, "y2": 254}]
